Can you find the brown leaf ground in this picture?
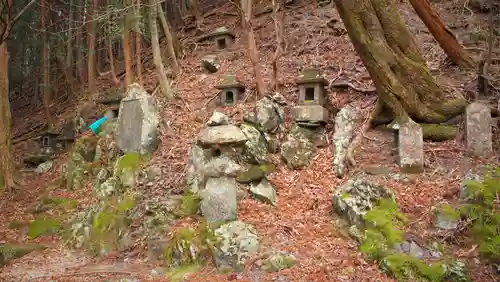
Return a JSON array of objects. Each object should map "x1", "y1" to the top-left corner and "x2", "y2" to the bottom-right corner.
[{"x1": 1, "y1": 1, "x2": 499, "y2": 281}]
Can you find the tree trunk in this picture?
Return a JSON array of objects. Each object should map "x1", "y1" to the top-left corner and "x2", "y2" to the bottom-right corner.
[
  {"x1": 123, "y1": 0, "x2": 134, "y2": 88},
  {"x1": 76, "y1": 0, "x2": 85, "y2": 83},
  {"x1": 135, "y1": 0, "x2": 143, "y2": 85},
  {"x1": 108, "y1": 36, "x2": 120, "y2": 86},
  {"x1": 149, "y1": 0, "x2": 174, "y2": 100},
  {"x1": 271, "y1": 0, "x2": 284, "y2": 91},
  {"x1": 0, "y1": 43, "x2": 13, "y2": 192},
  {"x1": 334, "y1": 0, "x2": 467, "y2": 124},
  {"x1": 41, "y1": 0, "x2": 54, "y2": 128},
  {"x1": 242, "y1": 0, "x2": 266, "y2": 97},
  {"x1": 157, "y1": 1, "x2": 179, "y2": 73},
  {"x1": 408, "y1": 0, "x2": 475, "y2": 69},
  {"x1": 87, "y1": 0, "x2": 97, "y2": 93},
  {"x1": 67, "y1": 0, "x2": 74, "y2": 75},
  {"x1": 190, "y1": 0, "x2": 203, "y2": 29}
]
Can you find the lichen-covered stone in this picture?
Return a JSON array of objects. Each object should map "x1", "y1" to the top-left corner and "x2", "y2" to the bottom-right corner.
[
  {"x1": 465, "y1": 102, "x2": 492, "y2": 157},
  {"x1": 113, "y1": 153, "x2": 142, "y2": 187},
  {"x1": 255, "y1": 96, "x2": 283, "y2": 133},
  {"x1": 213, "y1": 221, "x2": 259, "y2": 272},
  {"x1": 332, "y1": 176, "x2": 395, "y2": 227},
  {"x1": 207, "y1": 111, "x2": 229, "y2": 126},
  {"x1": 200, "y1": 177, "x2": 237, "y2": 222},
  {"x1": 249, "y1": 178, "x2": 277, "y2": 206},
  {"x1": 262, "y1": 251, "x2": 296, "y2": 272},
  {"x1": 240, "y1": 123, "x2": 271, "y2": 164},
  {"x1": 280, "y1": 124, "x2": 314, "y2": 169},
  {"x1": 459, "y1": 170, "x2": 483, "y2": 203},
  {"x1": 0, "y1": 243, "x2": 48, "y2": 266},
  {"x1": 332, "y1": 105, "x2": 359, "y2": 178},
  {"x1": 95, "y1": 177, "x2": 123, "y2": 199},
  {"x1": 185, "y1": 144, "x2": 209, "y2": 193},
  {"x1": 197, "y1": 125, "x2": 247, "y2": 147},
  {"x1": 201, "y1": 55, "x2": 220, "y2": 73},
  {"x1": 35, "y1": 160, "x2": 53, "y2": 174},
  {"x1": 291, "y1": 105, "x2": 329, "y2": 124},
  {"x1": 398, "y1": 120, "x2": 424, "y2": 173},
  {"x1": 204, "y1": 156, "x2": 244, "y2": 178}
]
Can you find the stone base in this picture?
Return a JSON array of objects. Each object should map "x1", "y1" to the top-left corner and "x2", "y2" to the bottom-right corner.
[{"x1": 291, "y1": 105, "x2": 329, "y2": 124}]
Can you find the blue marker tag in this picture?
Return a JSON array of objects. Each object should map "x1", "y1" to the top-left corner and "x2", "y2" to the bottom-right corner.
[{"x1": 89, "y1": 116, "x2": 108, "y2": 135}]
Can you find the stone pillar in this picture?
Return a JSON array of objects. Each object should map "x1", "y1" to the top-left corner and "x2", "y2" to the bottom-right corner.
[
  {"x1": 398, "y1": 121, "x2": 424, "y2": 173},
  {"x1": 465, "y1": 102, "x2": 492, "y2": 157}
]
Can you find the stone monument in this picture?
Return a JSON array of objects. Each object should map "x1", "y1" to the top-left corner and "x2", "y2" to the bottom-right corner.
[{"x1": 215, "y1": 74, "x2": 245, "y2": 106}]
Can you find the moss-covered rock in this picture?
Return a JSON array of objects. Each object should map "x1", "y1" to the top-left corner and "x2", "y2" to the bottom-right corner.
[
  {"x1": 262, "y1": 252, "x2": 296, "y2": 272},
  {"x1": 114, "y1": 152, "x2": 142, "y2": 187},
  {"x1": 236, "y1": 163, "x2": 275, "y2": 183},
  {"x1": 280, "y1": 124, "x2": 315, "y2": 169},
  {"x1": 27, "y1": 217, "x2": 64, "y2": 239},
  {"x1": 0, "y1": 243, "x2": 48, "y2": 266}
]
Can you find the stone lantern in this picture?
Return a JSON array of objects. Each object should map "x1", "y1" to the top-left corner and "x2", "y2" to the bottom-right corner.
[
  {"x1": 297, "y1": 68, "x2": 328, "y2": 106},
  {"x1": 209, "y1": 27, "x2": 236, "y2": 50},
  {"x1": 215, "y1": 74, "x2": 245, "y2": 106}
]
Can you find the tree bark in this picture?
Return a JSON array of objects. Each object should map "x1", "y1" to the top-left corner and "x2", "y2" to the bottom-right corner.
[
  {"x1": 76, "y1": 0, "x2": 85, "y2": 83},
  {"x1": 123, "y1": 0, "x2": 134, "y2": 88},
  {"x1": 0, "y1": 43, "x2": 13, "y2": 193},
  {"x1": 149, "y1": 0, "x2": 174, "y2": 100},
  {"x1": 87, "y1": 0, "x2": 97, "y2": 93},
  {"x1": 135, "y1": 0, "x2": 143, "y2": 85},
  {"x1": 271, "y1": 0, "x2": 284, "y2": 91},
  {"x1": 408, "y1": 0, "x2": 475, "y2": 69},
  {"x1": 190, "y1": 0, "x2": 203, "y2": 29},
  {"x1": 334, "y1": 0, "x2": 467, "y2": 124},
  {"x1": 41, "y1": 0, "x2": 54, "y2": 128},
  {"x1": 157, "y1": 1, "x2": 179, "y2": 73},
  {"x1": 67, "y1": 0, "x2": 74, "y2": 74}
]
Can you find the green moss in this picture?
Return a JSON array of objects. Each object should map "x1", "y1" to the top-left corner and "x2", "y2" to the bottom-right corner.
[
  {"x1": 420, "y1": 124, "x2": 457, "y2": 141},
  {"x1": 383, "y1": 253, "x2": 446, "y2": 282},
  {"x1": 117, "y1": 152, "x2": 142, "y2": 172},
  {"x1": 89, "y1": 195, "x2": 135, "y2": 254},
  {"x1": 8, "y1": 220, "x2": 30, "y2": 229},
  {"x1": 236, "y1": 163, "x2": 275, "y2": 183},
  {"x1": 0, "y1": 243, "x2": 48, "y2": 265},
  {"x1": 435, "y1": 203, "x2": 460, "y2": 221},
  {"x1": 460, "y1": 168, "x2": 500, "y2": 262},
  {"x1": 177, "y1": 192, "x2": 201, "y2": 217},
  {"x1": 165, "y1": 264, "x2": 202, "y2": 282},
  {"x1": 27, "y1": 218, "x2": 64, "y2": 239},
  {"x1": 262, "y1": 253, "x2": 297, "y2": 272},
  {"x1": 163, "y1": 222, "x2": 218, "y2": 267}
]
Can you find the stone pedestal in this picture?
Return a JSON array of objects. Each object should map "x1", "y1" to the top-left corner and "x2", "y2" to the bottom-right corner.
[{"x1": 465, "y1": 102, "x2": 492, "y2": 157}]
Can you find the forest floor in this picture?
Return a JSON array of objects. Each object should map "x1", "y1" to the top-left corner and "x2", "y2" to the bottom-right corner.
[{"x1": 1, "y1": 0, "x2": 499, "y2": 281}]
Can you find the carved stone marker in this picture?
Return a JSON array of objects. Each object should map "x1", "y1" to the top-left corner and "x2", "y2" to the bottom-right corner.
[
  {"x1": 465, "y1": 102, "x2": 492, "y2": 157},
  {"x1": 296, "y1": 68, "x2": 328, "y2": 106},
  {"x1": 398, "y1": 121, "x2": 424, "y2": 173},
  {"x1": 116, "y1": 83, "x2": 160, "y2": 155}
]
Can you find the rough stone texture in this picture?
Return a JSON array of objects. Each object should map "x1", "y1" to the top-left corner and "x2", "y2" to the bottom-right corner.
[
  {"x1": 459, "y1": 169, "x2": 483, "y2": 203},
  {"x1": 261, "y1": 251, "x2": 296, "y2": 272},
  {"x1": 255, "y1": 96, "x2": 283, "y2": 133},
  {"x1": 204, "y1": 156, "x2": 244, "y2": 178},
  {"x1": 197, "y1": 125, "x2": 247, "y2": 147},
  {"x1": 392, "y1": 241, "x2": 440, "y2": 259},
  {"x1": 185, "y1": 144, "x2": 209, "y2": 193},
  {"x1": 207, "y1": 111, "x2": 229, "y2": 126},
  {"x1": 332, "y1": 175, "x2": 395, "y2": 227},
  {"x1": 297, "y1": 68, "x2": 327, "y2": 106},
  {"x1": 332, "y1": 105, "x2": 359, "y2": 177},
  {"x1": 249, "y1": 178, "x2": 277, "y2": 206},
  {"x1": 94, "y1": 177, "x2": 122, "y2": 199},
  {"x1": 291, "y1": 105, "x2": 329, "y2": 124},
  {"x1": 280, "y1": 124, "x2": 314, "y2": 169},
  {"x1": 116, "y1": 83, "x2": 160, "y2": 155},
  {"x1": 398, "y1": 120, "x2": 424, "y2": 173},
  {"x1": 35, "y1": 161, "x2": 53, "y2": 174},
  {"x1": 465, "y1": 102, "x2": 492, "y2": 157},
  {"x1": 240, "y1": 123, "x2": 271, "y2": 164},
  {"x1": 213, "y1": 221, "x2": 259, "y2": 272},
  {"x1": 200, "y1": 177, "x2": 238, "y2": 222},
  {"x1": 201, "y1": 55, "x2": 220, "y2": 73}
]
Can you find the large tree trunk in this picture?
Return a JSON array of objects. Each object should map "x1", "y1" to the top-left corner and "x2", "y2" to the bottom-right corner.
[
  {"x1": 157, "y1": 1, "x2": 179, "y2": 73},
  {"x1": 149, "y1": 0, "x2": 174, "y2": 100},
  {"x1": 87, "y1": 0, "x2": 97, "y2": 93},
  {"x1": 334, "y1": 0, "x2": 467, "y2": 124},
  {"x1": 408, "y1": 0, "x2": 475, "y2": 69},
  {"x1": 76, "y1": 0, "x2": 85, "y2": 83},
  {"x1": 0, "y1": 42, "x2": 13, "y2": 192}
]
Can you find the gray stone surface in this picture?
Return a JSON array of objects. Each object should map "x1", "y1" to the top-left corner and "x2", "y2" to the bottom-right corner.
[
  {"x1": 280, "y1": 125, "x2": 314, "y2": 169},
  {"x1": 185, "y1": 144, "x2": 209, "y2": 193},
  {"x1": 207, "y1": 111, "x2": 229, "y2": 126},
  {"x1": 240, "y1": 123, "x2": 271, "y2": 164},
  {"x1": 398, "y1": 120, "x2": 424, "y2": 173},
  {"x1": 332, "y1": 175, "x2": 395, "y2": 227},
  {"x1": 465, "y1": 102, "x2": 492, "y2": 157},
  {"x1": 197, "y1": 125, "x2": 247, "y2": 147},
  {"x1": 201, "y1": 55, "x2": 220, "y2": 73},
  {"x1": 200, "y1": 177, "x2": 238, "y2": 222},
  {"x1": 291, "y1": 105, "x2": 329, "y2": 124},
  {"x1": 256, "y1": 96, "x2": 283, "y2": 133},
  {"x1": 116, "y1": 84, "x2": 160, "y2": 155},
  {"x1": 332, "y1": 105, "x2": 359, "y2": 177},
  {"x1": 249, "y1": 178, "x2": 277, "y2": 206},
  {"x1": 35, "y1": 160, "x2": 53, "y2": 174},
  {"x1": 213, "y1": 221, "x2": 259, "y2": 272}
]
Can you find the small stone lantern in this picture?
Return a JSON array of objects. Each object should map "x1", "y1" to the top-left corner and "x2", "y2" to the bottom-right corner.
[
  {"x1": 39, "y1": 129, "x2": 60, "y2": 153},
  {"x1": 96, "y1": 92, "x2": 123, "y2": 119},
  {"x1": 209, "y1": 27, "x2": 236, "y2": 50},
  {"x1": 297, "y1": 68, "x2": 328, "y2": 106},
  {"x1": 215, "y1": 74, "x2": 245, "y2": 106}
]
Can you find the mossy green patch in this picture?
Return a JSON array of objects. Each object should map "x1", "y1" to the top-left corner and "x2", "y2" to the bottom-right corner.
[
  {"x1": 236, "y1": 163, "x2": 275, "y2": 183},
  {"x1": 0, "y1": 243, "x2": 48, "y2": 266},
  {"x1": 27, "y1": 218, "x2": 64, "y2": 239},
  {"x1": 382, "y1": 253, "x2": 446, "y2": 282},
  {"x1": 165, "y1": 264, "x2": 202, "y2": 282},
  {"x1": 176, "y1": 191, "x2": 201, "y2": 217},
  {"x1": 262, "y1": 253, "x2": 297, "y2": 272},
  {"x1": 8, "y1": 220, "x2": 30, "y2": 230}
]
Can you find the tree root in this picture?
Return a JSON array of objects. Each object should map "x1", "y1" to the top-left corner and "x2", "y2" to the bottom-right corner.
[
  {"x1": 346, "y1": 101, "x2": 377, "y2": 168},
  {"x1": 420, "y1": 124, "x2": 458, "y2": 141}
]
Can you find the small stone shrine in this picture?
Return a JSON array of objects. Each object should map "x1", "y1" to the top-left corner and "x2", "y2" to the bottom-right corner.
[
  {"x1": 39, "y1": 129, "x2": 61, "y2": 154},
  {"x1": 209, "y1": 27, "x2": 236, "y2": 50},
  {"x1": 215, "y1": 74, "x2": 245, "y2": 106},
  {"x1": 96, "y1": 91, "x2": 123, "y2": 119},
  {"x1": 281, "y1": 69, "x2": 329, "y2": 169}
]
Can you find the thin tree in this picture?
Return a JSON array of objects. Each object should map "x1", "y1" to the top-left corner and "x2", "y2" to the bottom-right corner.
[
  {"x1": 408, "y1": 0, "x2": 475, "y2": 69},
  {"x1": 87, "y1": 0, "x2": 98, "y2": 93},
  {"x1": 41, "y1": 0, "x2": 54, "y2": 128},
  {"x1": 76, "y1": 0, "x2": 85, "y2": 83},
  {"x1": 271, "y1": 0, "x2": 284, "y2": 91},
  {"x1": 157, "y1": 1, "x2": 179, "y2": 73},
  {"x1": 135, "y1": 0, "x2": 143, "y2": 85},
  {"x1": 149, "y1": 0, "x2": 174, "y2": 99},
  {"x1": 122, "y1": 0, "x2": 134, "y2": 88}
]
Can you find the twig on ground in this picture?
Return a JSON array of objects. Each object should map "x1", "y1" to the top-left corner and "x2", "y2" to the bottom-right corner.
[{"x1": 346, "y1": 100, "x2": 377, "y2": 167}]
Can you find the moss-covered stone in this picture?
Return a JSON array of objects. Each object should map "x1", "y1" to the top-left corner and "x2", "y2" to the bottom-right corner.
[
  {"x1": 236, "y1": 163, "x2": 275, "y2": 183},
  {"x1": 27, "y1": 218, "x2": 64, "y2": 239},
  {"x1": 262, "y1": 252, "x2": 296, "y2": 272},
  {"x1": 0, "y1": 243, "x2": 48, "y2": 266},
  {"x1": 114, "y1": 152, "x2": 142, "y2": 187},
  {"x1": 176, "y1": 192, "x2": 201, "y2": 217},
  {"x1": 420, "y1": 124, "x2": 458, "y2": 141}
]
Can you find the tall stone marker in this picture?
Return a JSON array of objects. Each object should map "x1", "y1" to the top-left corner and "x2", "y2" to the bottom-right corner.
[
  {"x1": 116, "y1": 83, "x2": 160, "y2": 155},
  {"x1": 465, "y1": 102, "x2": 492, "y2": 157},
  {"x1": 398, "y1": 120, "x2": 424, "y2": 173}
]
